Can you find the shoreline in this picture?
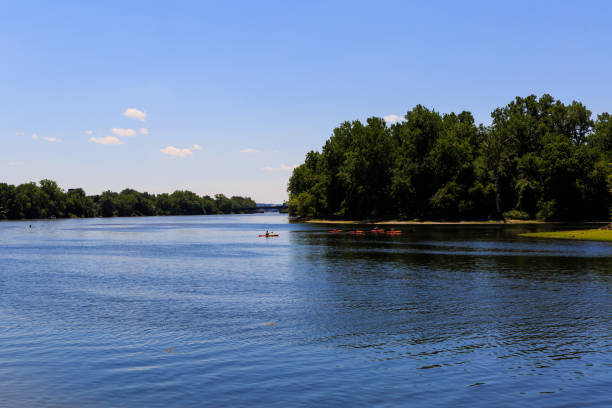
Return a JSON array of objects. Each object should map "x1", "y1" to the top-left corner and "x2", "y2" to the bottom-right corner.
[
  {"x1": 520, "y1": 229, "x2": 612, "y2": 242},
  {"x1": 304, "y1": 219, "x2": 567, "y2": 225}
]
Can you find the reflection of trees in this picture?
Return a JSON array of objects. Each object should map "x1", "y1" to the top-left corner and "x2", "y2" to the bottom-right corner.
[{"x1": 288, "y1": 227, "x2": 612, "y2": 375}]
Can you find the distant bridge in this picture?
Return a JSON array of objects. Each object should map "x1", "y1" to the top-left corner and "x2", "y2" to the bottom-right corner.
[{"x1": 233, "y1": 204, "x2": 288, "y2": 213}]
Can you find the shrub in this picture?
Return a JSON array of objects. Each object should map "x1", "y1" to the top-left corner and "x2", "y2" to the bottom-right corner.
[{"x1": 503, "y1": 209, "x2": 531, "y2": 220}]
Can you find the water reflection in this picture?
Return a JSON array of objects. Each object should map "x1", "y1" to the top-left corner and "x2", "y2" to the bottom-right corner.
[
  {"x1": 289, "y1": 224, "x2": 612, "y2": 395},
  {"x1": 1, "y1": 216, "x2": 611, "y2": 407}
]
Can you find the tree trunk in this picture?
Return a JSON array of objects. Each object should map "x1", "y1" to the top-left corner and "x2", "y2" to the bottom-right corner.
[{"x1": 494, "y1": 174, "x2": 504, "y2": 221}]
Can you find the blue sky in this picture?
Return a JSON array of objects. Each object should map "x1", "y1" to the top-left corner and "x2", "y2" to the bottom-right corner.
[{"x1": 2, "y1": 1, "x2": 611, "y2": 203}]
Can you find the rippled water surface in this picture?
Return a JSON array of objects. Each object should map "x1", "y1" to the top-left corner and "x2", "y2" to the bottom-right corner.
[{"x1": 1, "y1": 214, "x2": 612, "y2": 407}]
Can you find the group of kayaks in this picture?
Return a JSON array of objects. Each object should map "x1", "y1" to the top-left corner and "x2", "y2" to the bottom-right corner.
[
  {"x1": 329, "y1": 227, "x2": 402, "y2": 236},
  {"x1": 258, "y1": 227, "x2": 402, "y2": 238}
]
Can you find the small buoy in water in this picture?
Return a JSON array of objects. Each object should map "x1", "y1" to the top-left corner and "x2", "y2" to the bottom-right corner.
[
  {"x1": 264, "y1": 322, "x2": 276, "y2": 326},
  {"x1": 29, "y1": 225, "x2": 32, "y2": 228}
]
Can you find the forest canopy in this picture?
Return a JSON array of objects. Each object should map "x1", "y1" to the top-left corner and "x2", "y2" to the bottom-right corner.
[
  {"x1": 288, "y1": 94, "x2": 612, "y2": 221},
  {"x1": 0, "y1": 181, "x2": 256, "y2": 220}
]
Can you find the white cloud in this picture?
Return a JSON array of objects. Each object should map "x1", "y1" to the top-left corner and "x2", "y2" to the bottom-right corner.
[
  {"x1": 43, "y1": 137, "x2": 61, "y2": 143},
  {"x1": 7, "y1": 161, "x2": 24, "y2": 166},
  {"x1": 383, "y1": 114, "x2": 404, "y2": 124},
  {"x1": 111, "y1": 128, "x2": 136, "y2": 137},
  {"x1": 90, "y1": 136, "x2": 123, "y2": 145},
  {"x1": 32, "y1": 133, "x2": 39, "y2": 140},
  {"x1": 262, "y1": 164, "x2": 298, "y2": 172},
  {"x1": 85, "y1": 130, "x2": 93, "y2": 135},
  {"x1": 240, "y1": 148, "x2": 260, "y2": 154},
  {"x1": 161, "y1": 146, "x2": 193, "y2": 158},
  {"x1": 192, "y1": 144, "x2": 202, "y2": 151},
  {"x1": 123, "y1": 108, "x2": 146, "y2": 122},
  {"x1": 139, "y1": 127, "x2": 148, "y2": 135}
]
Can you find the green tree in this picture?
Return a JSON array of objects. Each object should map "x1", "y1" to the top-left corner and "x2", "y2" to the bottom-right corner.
[
  {"x1": 214, "y1": 194, "x2": 233, "y2": 214},
  {"x1": 288, "y1": 94, "x2": 612, "y2": 222},
  {"x1": 0, "y1": 183, "x2": 16, "y2": 219},
  {"x1": 97, "y1": 191, "x2": 118, "y2": 217},
  {"x1": 39, "y1": 179, "x2": 66, "y2": 218},
  {"x1": 201, "y1": 195, "x2": 219, "y2": 214},
  {"x1": 66, "y1": 188, "x2": 95, "y2": 217}
]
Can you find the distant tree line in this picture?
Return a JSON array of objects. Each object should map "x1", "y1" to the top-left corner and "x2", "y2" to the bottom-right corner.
[
  {"x1": 0, "y1": 180, "x2": 256, "y2": 220},
  {"x1": 288, "y1": 94, "x2": 612, "y2": 221}
]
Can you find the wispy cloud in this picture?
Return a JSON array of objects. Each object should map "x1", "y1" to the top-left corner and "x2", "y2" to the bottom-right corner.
[
  {"x1": 111, "y1": 128, "x2": 136, "y2": 137},
  {"x1": 262, "y1": 164, "x2": 298, "y2": 172},
  {"x1": 43, "y1": 137, "x2": 61, "y2": 143},
  {"x1": 16, "y1": 132, "x2": 24, "y2": 137},
  {"x1": 139, "y1": 127, "x2": 148, "y2": 135},
  {"x1": 7, "y1": 161, "x2": 24, "y2": 166},
  {"x1": 161, "y1": 146, "x2": 194, "y2": 158},
  {"x1": 192, "y1": 144, "x2": 202, "y2": 151},
  {"x1": 32, "y1": 133, "x2": 39, "y2": 140},
  {"x1": 90, "y1": 136, "x2": 123, "y2": 145},
  {"x1": 240, "y1": 148, "x2": 260, "y2": 154},
  {"x1": 123, "y1": 108, "x2": 146, "y2": 122},
  {"x1": 383, "y1": 114, "x2": 404, "y2": 124},
  {"x1": 85, "y1": 130, "x2": 93, "y2": 135}
]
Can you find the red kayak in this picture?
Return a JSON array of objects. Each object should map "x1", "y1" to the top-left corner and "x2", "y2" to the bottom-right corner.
[
  {"x1": 349, "y1": 230, "x2": 366, "y2": 235},
  {"x1": 259, "y1": 234, "x2": 279, "y2": 237},
  {"x1": 386, "y1": 229, "x2": 402, "y2": 235},
  {"x1": 328, "y1": 229, "x2": 343, "y2": 233}
]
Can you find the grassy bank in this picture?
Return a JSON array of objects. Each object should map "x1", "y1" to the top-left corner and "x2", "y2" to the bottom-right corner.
[{"x1": 520, "y1": 229, "x2": 612, "y2": 242}]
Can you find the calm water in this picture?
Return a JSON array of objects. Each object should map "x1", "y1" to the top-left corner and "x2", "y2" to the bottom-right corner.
[{"x1": 1, "y1": 214, "x2": 612, "y2": 407}]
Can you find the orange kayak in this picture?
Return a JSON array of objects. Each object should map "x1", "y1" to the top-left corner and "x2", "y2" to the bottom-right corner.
[
  {"x1": 386, "y1": 230, "x2": 402, "y2": 235},
  {"x1": 259, "y1": 234, "x2": 279, "y2": 237},
  {"x1": 328, "y1": 229, "x2": 343, "y2": 233},
  {"x1": 349, "y1": 230, "x2": 365, "y2": 235}
]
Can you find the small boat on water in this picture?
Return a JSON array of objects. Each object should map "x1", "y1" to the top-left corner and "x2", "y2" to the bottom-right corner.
[
  {"x1": 371, "y1": 227, "x2": 385, "y2": 234},
  {"x1": 349, "y1": 230, "x2": 366, "y2": 235},
  {"x1": 259, "y1": 232, "x2": 279, "y2": 237},
  {"x1": 386, "y1": 229, "x2": 402, "y2": 235},
  {"x1": 328, "y1": 229, "x2": 343, "y2": 233}
]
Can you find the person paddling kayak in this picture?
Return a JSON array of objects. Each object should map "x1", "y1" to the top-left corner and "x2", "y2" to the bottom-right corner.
[{"x1": 259, "y1": 230, "x2": 279, "y2": 237}]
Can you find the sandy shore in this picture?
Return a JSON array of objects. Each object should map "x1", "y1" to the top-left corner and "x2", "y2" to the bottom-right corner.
[{"x1": 304, "y1": 219, "x2": 550, "y2": 225}]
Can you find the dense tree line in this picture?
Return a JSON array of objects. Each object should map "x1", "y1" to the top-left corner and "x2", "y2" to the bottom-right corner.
[
  {"x1": 0, "y1": 180, "x2": 256, "y2": 220},
  {"x1": 288, "y1": 94, "x2": 612, "y2": 221}
]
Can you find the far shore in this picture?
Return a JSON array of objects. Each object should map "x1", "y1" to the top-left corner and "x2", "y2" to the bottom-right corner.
[{"x1": 303, "y1": 219, "x2": 600, "y2": 225}]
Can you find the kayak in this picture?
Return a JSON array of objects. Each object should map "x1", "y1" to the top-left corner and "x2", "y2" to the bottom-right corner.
[
  {"x1": 386, "y1": 230, "x2": 402, "y2": 235},
  {"x1": 329, "y1": 229, "x2": 343, "y2": 233},
  {"x1": 259, "y1": 234, "x2": 279, "y2": 237},
  {"x1": 349, "y1": 230, "x2": 365, "y2": 235},
  {"x1": 371, "y1": 228, "x2": 385, "y2": 233}
]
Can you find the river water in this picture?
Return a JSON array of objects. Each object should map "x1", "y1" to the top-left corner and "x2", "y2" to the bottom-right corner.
[{"x1": 1, "y1": 214, "x2": 611, "y2": 407}]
